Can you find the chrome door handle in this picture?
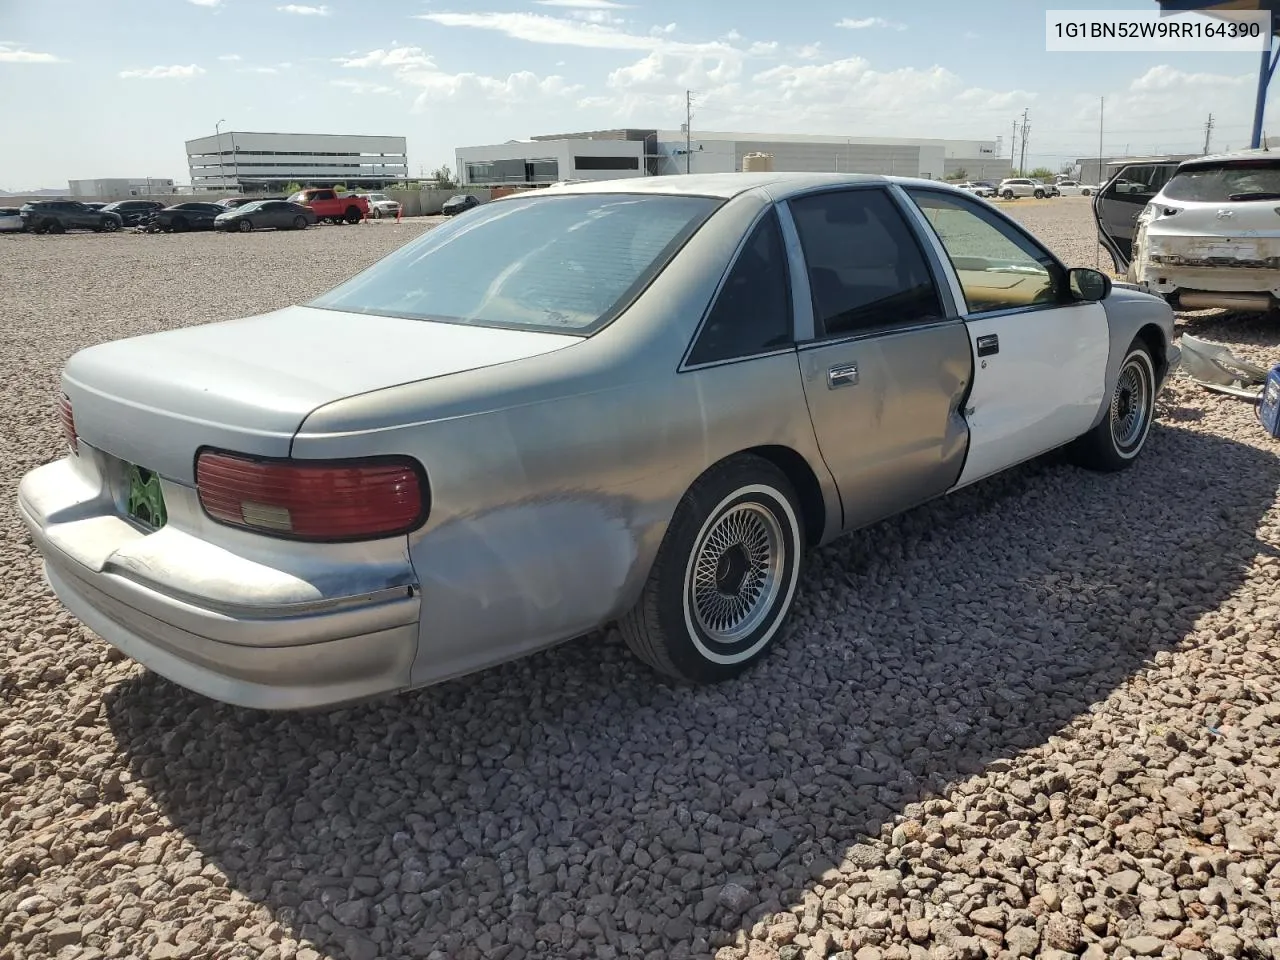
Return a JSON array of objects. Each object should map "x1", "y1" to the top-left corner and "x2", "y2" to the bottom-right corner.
[{"x1": 827, "y1": 363, "x2": 859, "y2": 388}]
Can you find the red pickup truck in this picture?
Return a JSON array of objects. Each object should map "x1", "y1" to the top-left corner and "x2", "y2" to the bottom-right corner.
[{"x1": 287, "y1": 189, "x2": 369, "y2": 224}]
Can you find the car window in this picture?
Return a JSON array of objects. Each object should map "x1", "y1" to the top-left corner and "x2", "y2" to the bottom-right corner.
[
  {"x1": 687, "y1": 209, "x2": 792, "y2": 366},
  {"x1": 1101, "y1": 164, "x2": 1178, "y2": 204},
  {"x1": 311, "y1": 193, "x2": 719, "y2": 334},
  {"x1": 314, "y1": 190, "x2": 335, "y2": 201},
  {"x1": 907, "y1": 189, "x2": 1063, "y2": 314},
  {"x1": 1162, "y1": 159, "x2": 1280, "y2": 202},
  {"x1": 260, "y1": 201, "x2": 284, "y2": 210},
  {"x1": 787, "y1": 188, "x2": 944, "y2": 337}
]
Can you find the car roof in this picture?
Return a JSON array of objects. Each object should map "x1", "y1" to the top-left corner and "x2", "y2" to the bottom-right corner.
[
  {"x1": 1178, "y1": 147, "x2": 1278, "y2": 169},
  {"x1": 499, "y1": 171, "x2": 970, "y2": 201}
]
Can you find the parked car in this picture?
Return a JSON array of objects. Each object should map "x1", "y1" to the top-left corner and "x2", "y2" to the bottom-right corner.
[
  {"x1": 19, "y1": 201, "x2": 122, "y2": 234},
  {"x1": 1096, "y1": 150, "x2": 1280, "y2": 312},
  {"x1": 101, "y1": 200, "x2": 166, "y2": 227},
  {"x1": 955, "y1": 181, "x2": 996, "y2": 198},
  {"x1": 441, "y1": 193, "x2": 481, "y2": 216},
  {"x1": 996, "y1": 178, "x2": 1048, "y2": 199},
  {"x1": 219, "y1": 196, "x2": 285, "y2": 209},
  {"x1": 151, "y1": 202, "x2": 228, "y2": 232},
  {"x1": 1054, "y1": 180, "x2": 1097, "y2": 197},
  {"x1": 287, "y1": 188, "x2": 368, "y2": 224},
  {"x1": 17, "y1": 173, "x2": 1179, "y2": 709},
  {"x1": 360, "y1": 192, "x2": 402, "y2": 218},
  {"x1": 214, "y1": 199, "x2": 318, "y2": 232},
  {"x1": 0, "y1": 207, "x2": 25, "y2": 232}
]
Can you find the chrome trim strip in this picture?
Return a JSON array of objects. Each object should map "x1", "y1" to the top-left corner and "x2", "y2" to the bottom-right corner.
[
  {"x1": 794, "y1": 317, "x2": 960, "y2": 351},
  {"x1": 774, "y1": 200, "x2": 816, "y2": 343},
  {"x1": 680, "y1": 347, "x2": 799, "y2": 373}
]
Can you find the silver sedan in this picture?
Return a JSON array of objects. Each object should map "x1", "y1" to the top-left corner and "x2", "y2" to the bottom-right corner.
[{"x1": 17, "y1": 173, "x2": 1179, "y2": 709}]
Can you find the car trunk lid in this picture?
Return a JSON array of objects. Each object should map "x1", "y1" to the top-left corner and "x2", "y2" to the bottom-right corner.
[{"x1": 62, "y1": 305, "x2": 580, "y2": 484}]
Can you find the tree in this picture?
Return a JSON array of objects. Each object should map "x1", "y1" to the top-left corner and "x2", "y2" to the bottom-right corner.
[
  {"x1": 948, "y1": 168, "x2": 968, "y2": 181},
  {"x1": 431, "y1": 164, "x2": 458, "y2": 189},
  {"x1": 282, "y1": 182, "x2": 303, "y2": 196},
  {"x1": 1028, "y1": 166, "x2": 1056, "y2": 180}
]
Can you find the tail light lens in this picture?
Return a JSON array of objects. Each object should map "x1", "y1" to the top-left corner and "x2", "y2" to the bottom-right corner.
[
  {"x1": 195, "y1": 450, "x2": 428, "y2": 542},
  {"x1": 58, "y1": 394, "x2": 77, "y2": 453}
]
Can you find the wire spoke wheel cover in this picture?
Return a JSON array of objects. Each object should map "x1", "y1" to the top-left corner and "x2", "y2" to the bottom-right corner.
[
  {"x1": 1110, "y1": 351, "x2": 1154, "y2": 455},
  {"x1": 679, "y1": 482, "x2": 799, "y2": 666}
]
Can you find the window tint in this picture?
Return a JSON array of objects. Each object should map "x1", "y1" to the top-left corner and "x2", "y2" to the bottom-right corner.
[
  {"x1": 788, "y1": 188, "x2": 943, "y2": 337},
  {"x1": 1162, "y1": 159, "x2": 1280, "y2": 202},
  {"x1": 687, "y1": 209, "x2": 792, "y2": 365},
  {"x1": 310, "y1": 193, "x2": 719, "y2": 334},
  {"x1": 907, "y1": 190, "x2": 1062, "y2": 314}
]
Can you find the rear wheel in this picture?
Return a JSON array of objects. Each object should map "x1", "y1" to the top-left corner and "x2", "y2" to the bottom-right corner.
[
  {"x1": 1070, "y1": 341, "x2": 1157, "y2": 472},
  {"x1": 102, "y1": 218, "x2": 119, "y2": 232},
  {"x1": 292, "y1": 215, "x2": 307, "y2": 230},
  {"x1": 1002, "y1": 190, "x2": 1014, "y2": 199},
  {"x1": 237, "y1": 219, "x2": 253, "y2": 233},
  {"x1": 46, "y1": 220, "x2": 65, "y2": 234},
  {"x1": 620, "y1": 455, "x2": 804, "y2": 684},
  {"x1": 344, "y1": 206, "x2": 362, "y2": 224},
  {"x1": 171, "y1": 217, "x2": 189, "y2": 233},
  {"x1": 1034, "y1": 189, "x2": 1045, "y2": 199}
]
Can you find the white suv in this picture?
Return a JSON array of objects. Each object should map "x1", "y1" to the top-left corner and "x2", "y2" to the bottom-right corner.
[{"x1": 996, "y1": 178, "x2": 1049, "y2": 200}]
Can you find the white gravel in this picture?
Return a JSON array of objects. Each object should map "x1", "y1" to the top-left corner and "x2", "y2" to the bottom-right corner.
[{"x1": 2, "y1": 204, "x2": 1279, "y2": 960}]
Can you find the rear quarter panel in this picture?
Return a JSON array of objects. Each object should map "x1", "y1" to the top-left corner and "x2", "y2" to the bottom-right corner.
[{"x1": 291, "y1": 189, "x2": 840, "y2": 686}]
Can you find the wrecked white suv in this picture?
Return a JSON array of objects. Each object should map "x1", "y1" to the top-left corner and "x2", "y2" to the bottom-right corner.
[{"x1": 1096, "y1": 151, "x2": 1280, "y2": 313}]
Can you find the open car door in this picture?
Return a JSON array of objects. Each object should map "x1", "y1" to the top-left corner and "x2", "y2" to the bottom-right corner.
[{"x1": 1092, "y1": 160, "x2": 1182, "y2": 274}]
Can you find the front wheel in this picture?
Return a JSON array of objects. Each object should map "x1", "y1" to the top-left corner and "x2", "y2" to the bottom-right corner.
[
  {"x1": 46, "y1": 220, "x2": 65, "y2": 234},
  {"x1": 1081, "y1": 188, "x2": 1092, "y2": 196},
  {"x1": 1002, "y1": 190, "x2": 1014, "y2": 199},
  {"x1": 171, "y1": 217, "x2": 189, "y2": 233},
  {"x1": 1070, "y1": 341, "x2": 1157, "y2": 472},
  {"x1": 345, "y1": 206, "x2": 362, "y2": 223},
  {"x1": 237, "y1": 219, "x2": 253, "y2": 233},
  {"x1": 292, "y1": 215, "x2": 307, "y2": 230},
  {"x1": 1034, "y1": 190, "x2": 1045, "y2": 199},
  {"x1": 620, "y1": 455, "x2": 804, "y2": 684}
]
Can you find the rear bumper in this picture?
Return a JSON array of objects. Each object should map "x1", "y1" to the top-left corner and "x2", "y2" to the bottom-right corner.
[{"x1": 17, "y1": 464, "x2": 421, "y2": 711}]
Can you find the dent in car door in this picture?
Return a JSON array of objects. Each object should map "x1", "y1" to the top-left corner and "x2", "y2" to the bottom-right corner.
[
  {"x1": 783, "y1": 188, "x2": 971, "y2": 532},
  {"x1": 904, "y1": 188, "x2": 1109, "y2": 488},
  {"x1": 1093, "y1": 162, "x2": 1180, "y2": 272}
]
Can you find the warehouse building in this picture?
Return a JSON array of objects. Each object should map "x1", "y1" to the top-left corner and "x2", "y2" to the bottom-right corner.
[
  {"x1": 68, "y1": 178, "x2": 176, "y2": 200},
  {"x1": 185, "y1": 132, "x2": 409, "y2": 192},
  {"x1": 456, "y1": 128, "x2": 1009, "y2": 186}
]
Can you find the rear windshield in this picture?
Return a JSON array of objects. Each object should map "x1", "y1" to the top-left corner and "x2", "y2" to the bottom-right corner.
[
  {"x1": 309, "y1": 193, "x2": 720, "y2": 334},
  {"x1": 1163, "y1": 160, "x2": 1280, "y2": 202}
]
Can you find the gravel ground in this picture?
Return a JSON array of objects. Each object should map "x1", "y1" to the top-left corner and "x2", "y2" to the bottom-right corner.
[{"x1": 2, "y1": 202, "x2": 1279, "y2": 960}]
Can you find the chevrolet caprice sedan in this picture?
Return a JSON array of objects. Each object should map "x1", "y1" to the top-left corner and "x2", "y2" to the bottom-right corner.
[{"x1": 18, "y1": 174, "x2": 1179, "y2": 710}]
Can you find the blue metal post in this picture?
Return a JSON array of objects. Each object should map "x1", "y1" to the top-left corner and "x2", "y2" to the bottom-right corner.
[{"x1": 1251, "y1": 43, "x2": 1279, "y2": 147}]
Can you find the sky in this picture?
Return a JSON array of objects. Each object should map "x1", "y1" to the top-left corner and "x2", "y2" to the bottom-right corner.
[{"x1": 0, "y1": 0, "x2": 1274, "y2": 190}]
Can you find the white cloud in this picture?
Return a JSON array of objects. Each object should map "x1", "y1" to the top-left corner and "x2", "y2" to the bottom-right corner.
[
  {"x1": 240, "y1": 66, "x2": 279, "y2": 74},
  {"x1": 416, "y1": 12, "x2": 734, "y2": 55},
  {"x1": 571, "y1": 9, "x2": 626, "y2": 25},
  {"x1": 836, "y1": 17, "x2": 906, "y2": 30},
  {"x1": 721, "y1": 29, "x2": 742, "y2": 41},
  {"x1": 188, "y1": 0, "x2": 223, "y2": 6},
  {"x1": 796, "y1": 43, "x2": 822, "y2": 60},
  {"x1": 335, "y1": 45, "x2": 582, "y2": 110},
  {"x1": 278, "y1": 4, "x2": 329, "y2": 15},
  {"x1": 748, "y1": 41, "x2": 778, "y2": 56},
  {"x1": 119, "y1": 63, "x2": 205, "y2": 79},
  {"x1": 535, "y1": 0, "x2": 631, "y2": 7},
  {"x1": 217, "y1": 53, "x2": 242, "y2": 61},
  {"x1": 0, "y1": 43, "x2": 64, "y2": 63}
]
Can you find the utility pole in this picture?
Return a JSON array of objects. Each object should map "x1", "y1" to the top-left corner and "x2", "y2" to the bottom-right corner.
[
  {"x1": 1018, "y1": 108, "x2": 1030, "y2": 177},
  {"x1": 1203, "y1": 113, "x2": 1215, "y2": 154},
  {"x1": 1097, "y1": 96, "x2": 1104, "y2": 186},
  {"x1": 685, "y1": 89, "x2": 694, "y2": 174},
  {"x1": 1010, "y1": 118, "x2": 1019, "y2": 174}
]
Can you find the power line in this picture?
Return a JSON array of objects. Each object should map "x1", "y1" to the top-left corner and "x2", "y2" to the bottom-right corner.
[
  {"x1": 685, "y1": 89, "x2": 696, "y2": 175},
  {"x1": 1019, "y1": 108, "x2": 1030, "y2": 176}
]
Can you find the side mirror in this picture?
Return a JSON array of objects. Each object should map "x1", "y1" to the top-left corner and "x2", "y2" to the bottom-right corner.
[{"x1": 1068, "y1": 267, "x2": 1111, "y2": 302}]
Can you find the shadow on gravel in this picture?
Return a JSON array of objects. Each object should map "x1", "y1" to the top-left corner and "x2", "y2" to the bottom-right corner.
[{"x1": 106, "y1": 421, "x2": 1280, "y2": 960}]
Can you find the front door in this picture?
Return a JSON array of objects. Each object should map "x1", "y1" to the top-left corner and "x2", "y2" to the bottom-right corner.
[
  {"x1": 903, "y1": 188, "x2": 1109, "y2": 488},
  {"x1": 1093, "y1": 161, "x2": 1180, "y2": 272},
  {"x1": 785, "y1": 187, "x2": 972, "y2": 531}
]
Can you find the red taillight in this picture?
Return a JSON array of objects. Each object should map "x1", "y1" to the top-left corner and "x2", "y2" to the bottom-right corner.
[
  {"x1": 58, "y1": 394, "x2": 77, "y2": 453},
  {"x1": 195, "y1": 450, "x2": 427, "y2": 542}
]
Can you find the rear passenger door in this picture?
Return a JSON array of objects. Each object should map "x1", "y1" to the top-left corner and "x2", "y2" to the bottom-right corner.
[
  {"x1": 1093, "y1": 162, "x2": 1179, "y2": 271},
  {"x1": 782, "y1": 187, "x2": 972, "y2": 532}
]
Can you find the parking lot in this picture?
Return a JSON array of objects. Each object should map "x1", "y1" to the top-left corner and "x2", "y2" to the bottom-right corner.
[{"x1": 2, "y1": 199, "x2": 1279, "y2": 960}]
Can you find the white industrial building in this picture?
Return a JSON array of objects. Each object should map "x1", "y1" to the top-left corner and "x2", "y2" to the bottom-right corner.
[
  {"x1": 456, "y1": 128, "x2": 1010, "y2": 186},
  {"x1": 68, "y1": 178, "x2": 176, "y2": 200},
  {"x1": 185, "y1": 132, "x2": 409, "y2": 192}
]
